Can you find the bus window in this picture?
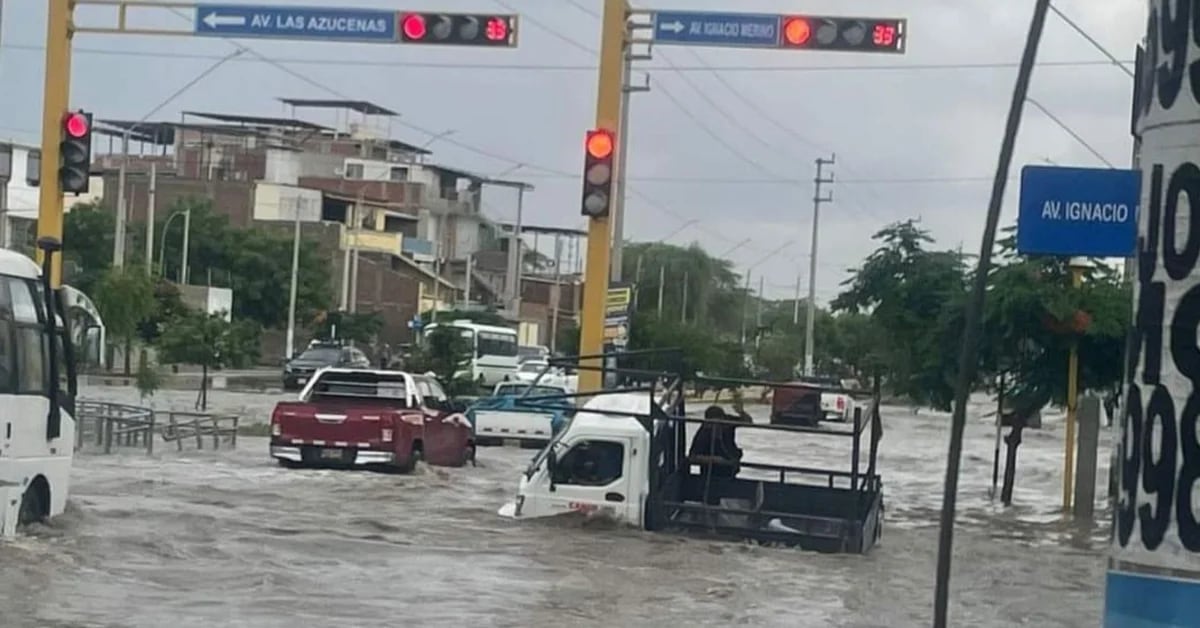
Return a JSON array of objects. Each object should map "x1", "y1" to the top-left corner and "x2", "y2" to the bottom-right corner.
[
  {"x1": 9, "y1": 278, "x2": 39, "y2": 324},
  {"x1": 0, "y1": 318, "x2": 13, "y2": 393},
  {"x1": 478, "y1": 331, "x2": 518, "y2": 358},
  {"x1": 15, "y1": 326, "x2": 46, "y2": 395}
]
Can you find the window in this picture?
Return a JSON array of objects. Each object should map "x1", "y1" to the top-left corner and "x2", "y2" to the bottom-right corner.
[
  {"x1": 427, "y1": 379, "x2": 448, "y2": 402},
  {"x1": 0, "y1": 320, "x2": 15, "y2": 394},
  {"x1": 344, "y1": 162, "x2": 364, "y2": 179},
  {"x1": 389, "y1": 166, "x2": 408, "y2": 182},
  {"x1": 477, "y1": 331, "x2": 518, "y2": 358},
  {"x1": 552, "y1": 440, "x2": 625, "y2": 487},
  {"x1": 8, "y1": 278, "x2": 39, "y2": 324},
  {"x1": 15, "y1": 326, "x2": 45, "y2": 395}
]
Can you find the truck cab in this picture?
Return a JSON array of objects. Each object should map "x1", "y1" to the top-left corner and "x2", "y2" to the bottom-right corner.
[
  {"x1": 502, "y1": 373, "x2": 885, "y2": 554},
  {"x1": 270, "y1": 368, "x2": 474, "y2": 472}
]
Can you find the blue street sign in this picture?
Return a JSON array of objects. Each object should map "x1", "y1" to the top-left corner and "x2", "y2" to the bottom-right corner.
[
  {"x1": 1017, "y1": 165, "x2": 1140, "y2": 257},
  {"x1": 194, "y1": 4, "x2": 398, "y2": 42},
  {"x1": 652, "y1": 11, "x2": 781, "y2": 48}
]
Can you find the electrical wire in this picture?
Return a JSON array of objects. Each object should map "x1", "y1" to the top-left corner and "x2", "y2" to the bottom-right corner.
[
  {"x1": 1026, "y1": 97, "x2": 1117, "y2": 167},
  {"x1": 0, "y1": 42, "x2": 1133, "y2": 73},
  {"x1": 1048, "y1": 2, "x2": 1136, "y2": 78}
]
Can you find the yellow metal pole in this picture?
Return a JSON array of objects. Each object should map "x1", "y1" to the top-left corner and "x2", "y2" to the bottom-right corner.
[
  {"x1": 577, "y1": 0, "x2": 627, "y2": 394},
  {"x1": 1062, "y1": 265, "x2": 1084, "y2": 512},
  {"x1": 38, "y1": 0, "x2": 74, "y2": 287}
]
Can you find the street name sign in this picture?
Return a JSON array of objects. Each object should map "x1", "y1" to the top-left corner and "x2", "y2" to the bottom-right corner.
[
  {"x1": 652, "y1": 11, "x2": 782, "y2": 48},
  {"x1": 194, "y1": 4, "x2": 398, "y2": 42},
  {"x1": 1017, "y1": 165, "x2": 1140, "y2": 257}
]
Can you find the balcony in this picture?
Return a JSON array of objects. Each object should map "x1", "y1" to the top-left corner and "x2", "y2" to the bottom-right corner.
[
  {"x1": 401, "y1": 237, "x2": 434, "y2": 261},
  {"x1": 341, "y1": 227, "x2": 402, "y2": 256}
]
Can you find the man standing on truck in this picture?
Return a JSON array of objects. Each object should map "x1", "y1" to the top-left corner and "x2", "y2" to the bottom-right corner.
[{"x1": 688, "y1": 394, "x2": 753, "y2": 503}]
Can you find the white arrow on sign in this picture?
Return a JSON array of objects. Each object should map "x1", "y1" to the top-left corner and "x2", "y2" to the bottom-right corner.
[
  {"x1": 202, "y1": 11, "x2": 248, "y2": 29},
  {"x1": 658, "y1": 20, "x2": 685, "y2": 34}
]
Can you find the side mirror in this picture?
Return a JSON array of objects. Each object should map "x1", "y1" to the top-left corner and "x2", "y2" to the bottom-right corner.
[{"x1": 546, "y1": 448, "x2": 558, "y2": 491}]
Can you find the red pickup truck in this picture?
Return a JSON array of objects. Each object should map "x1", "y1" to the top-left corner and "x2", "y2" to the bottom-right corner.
[{"x1": 269, "y1": 368, "x2": 474, "y2": 472}]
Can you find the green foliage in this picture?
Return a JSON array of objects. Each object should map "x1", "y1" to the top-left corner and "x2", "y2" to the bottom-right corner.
[
  {"x1": 318, "y1": 311, "x2": 384, "y2": 344},
  {"x1": 154, "y1": 199, "x2": 332, "y2": 328},
  {"x1": 137, "y1": 280, "x2": 189, "y2": 344},
  {"x1": 92, "y1": 265, "x2": 159, "y2": 373},
  {"x1": 62, "y1": 202, "x2": 117, "y2": 295},
  {"x1": 134, "y1": 349, "x2": 160, "y2": 402},
  {"x1": 624, "y1": 242, "x2": 743, "y2": 329},
  {"x1": 555, "y1": 323, "x2": 580, "y2": 359},
  {"x1": 62, "y1": 198, "x2": 333, "y2": 331},
  {"x1": 157, "y1": 309, "x2": 261, "y2": 371},
  {"x1": 406, "y1": 326, "x2": 475, "y2": 396},
  {"x1": 833, "y1": 220, "x2": 969, "y2": 409}
]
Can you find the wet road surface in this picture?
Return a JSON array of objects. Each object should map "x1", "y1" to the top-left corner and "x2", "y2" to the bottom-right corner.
[{"x1": 0, "y1": 387, "x2": 1111, "y2": 627}]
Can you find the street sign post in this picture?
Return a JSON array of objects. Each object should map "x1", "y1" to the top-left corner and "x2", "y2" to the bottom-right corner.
[
  {"x1": 194, "y1": 4, "x2": 398, "y2": 42},
  {"x1": 652, "y1": 11, "x2": 782, "y2": 48},
  {"x1": 1017, "y1": 165, "x2": 1140, "y2": 257}
]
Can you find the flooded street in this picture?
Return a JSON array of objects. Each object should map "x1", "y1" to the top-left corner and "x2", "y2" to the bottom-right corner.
[{"x1": 1, "y1": 386, "x2": 1111, "y2": 627}]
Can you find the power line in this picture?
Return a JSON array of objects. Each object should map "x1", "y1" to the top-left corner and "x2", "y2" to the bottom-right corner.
[
  {"x1": 0, "y1": 43, "x2": 1134, "y2": 73},
  {"x1": 1048, "y1": 3, "x2": 1135, "y2": 78},
  {"x1": 1026, "y1": 97, "x2": 1117, "y2": 167}
]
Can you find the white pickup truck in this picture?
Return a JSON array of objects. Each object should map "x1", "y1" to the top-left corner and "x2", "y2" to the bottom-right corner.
[
  {"x1": 796, "y1": 375, "x2": 859, "y2": 422},
  {"x1": 467, "y1": 382, "x2": 575, "y2": 448}
]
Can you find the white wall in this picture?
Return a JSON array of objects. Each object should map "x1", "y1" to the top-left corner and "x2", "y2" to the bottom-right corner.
[
  {"x1": 263, "y1": 148, "x2": 301, "y2": 184},
  {"x1": 252, "y1": 183, "x2": 322, "y2": 222},
  {"x1": 2, "y1": 143, "x2": 104, "y2": 247}
]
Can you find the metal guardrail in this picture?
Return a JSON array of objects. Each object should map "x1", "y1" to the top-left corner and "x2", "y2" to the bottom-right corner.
[
  {"x1": 75, "y1": 401, "x2": 239, "y2": 455},
  {"x1": 161, "y1": 412, "x2": 239, "y2": 452}
]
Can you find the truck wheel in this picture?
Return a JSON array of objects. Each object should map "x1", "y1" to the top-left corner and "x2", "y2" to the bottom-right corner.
[
  {"x1": 395, "y1": 445, "x2": 422, "y2": 473},
  {"x1": 17, "y1": 480, "x2": 48, "y2": 528}
]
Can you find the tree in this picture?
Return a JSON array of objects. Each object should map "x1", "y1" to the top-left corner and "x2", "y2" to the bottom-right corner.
[
  {"x1": 978, "y1": 227, "x2": 1130, "y2": 410},
  {"x1": 152, "y1": 199, "x2": 333, "y2": 329},
  {"x1": 62, "y1": 201, "x2": 117, "y2": 295},
  {"x1": 833, "y1": 221, "x2": 970, "y2": 409},
  {"x1": 157, "y1": 309, "x2": 260, "y2": 410},
  {"x1": 92, "y1": 265, "x2": 158, "y2": 374},
  {"x1": 623, "y1": 242, "x2": 744, "y2": 330},
  {"x1": 406, "y1": 325, "x2": 474, "y2": 396}
]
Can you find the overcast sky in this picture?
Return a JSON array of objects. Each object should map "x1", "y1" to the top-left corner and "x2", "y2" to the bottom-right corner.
[{"x1": 0, "y1": 0, "x2": 1143, "y2": 302}]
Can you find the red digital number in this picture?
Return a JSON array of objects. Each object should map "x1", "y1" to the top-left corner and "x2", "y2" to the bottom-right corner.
[{"x1": 873, "y1": 24, "x2": 896, "y2": 47}]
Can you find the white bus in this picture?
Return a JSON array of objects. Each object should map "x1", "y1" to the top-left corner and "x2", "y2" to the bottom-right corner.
[
  {"x1": 0, "y1": 245, "x2": 84, "y2": 536},
  {"x1": 424, "y1": 320, "x2": 519, "y2": 387}
]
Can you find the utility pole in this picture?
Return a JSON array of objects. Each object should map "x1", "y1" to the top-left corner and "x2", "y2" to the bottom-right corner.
[
  {"x1": 550, "y1": 234, "x2": 562, "y2": 353},
  {"x1": 793, "y1": 271, "x2": 802, "y2": 326},
  {"x1": 464, "y1": 253, "x2": 473, "y2": 307},
  {"x1": 656, "y1": 264, "x2": 665, "y2": 319},
  {"x1": 145, "y1": 162, "x2": 157, "y2": 274},
  {"x1": 576, "y1": 0, "x2": 627, "y2": 393},
  {"x1": 610, "y1": 32, "x2": 650, "y2": 283},
  {"x1": 180, "y1": 207, "x2": 191, "y2": 284},
  {"x1": 285, "y1": 198, "x2": 303, "y2": 360},
  {"x1": 0, "y1": 143, "x2": 10, "y2": 250},
  {"x1": 680, "y1": 271, "x2": 688, "y2": 323},
  {"x1": 113, "y1": 131, "x2": 129, "y2": 268},
  {"x1": 739, "y1": 271, "x2": 752, "y2": 345},
  {"x1": 340, "y1": 194, "x2": 358, "y2": 311},
  {"x1": 755, "y1": 275, "x2": 765, "y2": 351},
  {"x1": 804, "y1": 155, "x2": 835, "y2": 376}
]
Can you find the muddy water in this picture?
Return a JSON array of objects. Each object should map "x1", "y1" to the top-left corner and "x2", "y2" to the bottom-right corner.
[{"x1": 0, "y1": 388, "x2": 1110, "y2": 627}]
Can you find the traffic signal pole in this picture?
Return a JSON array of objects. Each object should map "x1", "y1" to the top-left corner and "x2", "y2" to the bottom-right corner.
[
  {"x1": 577, "y1": 0, "x2": 628, "y2": 394},
  {"x1": 37, "y1": 0, "x2": 73, "y2": 287}
]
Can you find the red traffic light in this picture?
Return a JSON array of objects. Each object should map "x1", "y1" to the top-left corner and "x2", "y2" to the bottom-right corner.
[
  {"x1": 485, "y1": 16, "x2": 509, "y2": 41},
  {"x1": 63, "y1": 112, "x2": 89, "y2": 138},
  {"x1": 586, "y1": 129, "x2": 614, "y2": 160},
  {"x1": 401, "y1": 13, "x2": 427, "y2": 40},
  {"x1": 783, "y1": 17, "x2": 812, "y2": 46}
]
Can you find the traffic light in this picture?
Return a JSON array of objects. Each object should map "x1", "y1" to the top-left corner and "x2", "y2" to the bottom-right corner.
[
  {"x1": 780, "y1": 16, "x2": 906, "y2": 54},
  {"x1": 59, "y1": 110, "x2": 92, "y2": 194},
  {"x1": 581, "y1": 129, "x2": 615, "y2": 218},
  {"x1": 399, "y1": 13, "x2": 518, "y2": 47}
]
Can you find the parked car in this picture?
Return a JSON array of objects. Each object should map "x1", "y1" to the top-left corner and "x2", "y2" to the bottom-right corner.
[{"x1": 282, "y1": 342, "x2": 370, "y2": 390}]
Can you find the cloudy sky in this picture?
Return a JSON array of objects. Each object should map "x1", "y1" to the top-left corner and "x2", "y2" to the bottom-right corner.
[{"x1": 0, "y1": 0, "x2": 1143, "y2": 302}]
